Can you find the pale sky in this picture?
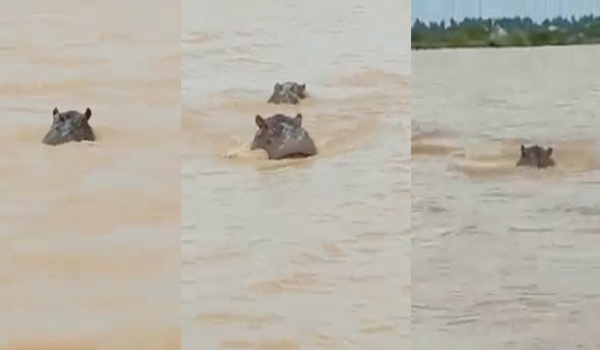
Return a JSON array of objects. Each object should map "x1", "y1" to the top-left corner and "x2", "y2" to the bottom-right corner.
[{"x1": 412, "y1": 0, "x2": 600, "y2": 23}]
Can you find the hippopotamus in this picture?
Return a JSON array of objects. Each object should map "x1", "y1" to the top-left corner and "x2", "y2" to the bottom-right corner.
[
  {"x1": 267, "y1": 82, "x2": 307, "y2": 105},
  {"x1": 516, "y1": 144, "x2": 555, "y2": 168},
  {"x1": 250, "y1": 113, "x2": 318, "y2": 160},
  {"x1": 42, "y1": 107, "x2": 95, "y2": 146}
]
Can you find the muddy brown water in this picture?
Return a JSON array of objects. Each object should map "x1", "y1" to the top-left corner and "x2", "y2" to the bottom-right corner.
[
  {"x1": 412, "y1": 45, "x2": 600, "y2": 349},
  {"x1": 0, "y1": 1, "x2": 180, "y2": 349},
  {"x1": 182, "y1": 0, "x2": 410, "y2": 349}
]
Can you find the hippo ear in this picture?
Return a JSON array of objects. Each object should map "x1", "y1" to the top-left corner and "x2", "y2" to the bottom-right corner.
[
  {"x1": 546, "y1": 147, "x2": 553, "y2": 157},
  {"x1": 300, "y1": 84, "x2": 306, "y2": 92},
  {"x1": 293, "y1": 113, "x2": 303, "y2": 127},
  {"x1": 255, "y1": 115, "x2": 267, "y2": 129},
  {"x1": 84, "y1": 107, "x2": 92, "y2": 121},
  {"x1": 520, "y1": 144, "x2": 526, "y2": 156},
  {"x1": 52, "y1": 107, "x2": 63, "y2": 122}
]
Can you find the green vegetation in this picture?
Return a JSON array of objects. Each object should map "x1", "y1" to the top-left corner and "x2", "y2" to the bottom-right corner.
[{"x1": 412, "y1": 15, "x2": 600, "y2": 50}]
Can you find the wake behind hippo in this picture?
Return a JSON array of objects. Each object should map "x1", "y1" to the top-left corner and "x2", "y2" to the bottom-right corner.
[
  {"x1": 42, "y1": 107, "x2": 95, "y2": 146},
  {"x1": 516, "y1": 144, "x2": 555, "y2": 168},
  {"x1": 250, "y1": 113, "x2": 318, "y2": 160},
  {"x1": 267, "y1": 82, "x2": 307, "y2": 105}
]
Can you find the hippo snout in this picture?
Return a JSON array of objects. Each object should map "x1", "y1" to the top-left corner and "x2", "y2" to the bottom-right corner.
[
  {"x1": 516, "y1": 144, "x2": 555, "y2": 169},
  {"x1": 267, "y1": 81, "x2": 307, "y2": 105},
  {"x1": 250, "y1": 113, "x2": 317, "y2": 160},
  {"x1": 42, "y1": 107, "x2": 96, "y2": 146}
]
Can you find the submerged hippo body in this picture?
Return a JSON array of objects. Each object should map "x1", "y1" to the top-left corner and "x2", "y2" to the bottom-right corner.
[
  {"x1": 516, "y1": 144, "x2": 555, "y2": 168},
  {"x1": 250, "y1": 113, "x2": 318, "y2": 160},
  {"x1": 42, "y1": 107, "x2": 95, "y2": 146},
  {"x1": 267, "y1": 82, "x2": 307, "y2": 105}
]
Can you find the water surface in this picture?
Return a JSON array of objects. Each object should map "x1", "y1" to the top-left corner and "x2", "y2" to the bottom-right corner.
[
  {"x1": 412, "y1": 45, "x2": 600, "y2": 349},
  {"x1": 182, "y1": 0, "x2": 410, "y2": 348},
  {"x1": 0, "y1": 1, "x2": 180, "y2": 348}
]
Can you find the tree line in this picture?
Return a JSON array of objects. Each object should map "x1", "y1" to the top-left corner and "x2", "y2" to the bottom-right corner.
[{"x1": 412, "y1": 15, "x2": 600, "y2": 49}]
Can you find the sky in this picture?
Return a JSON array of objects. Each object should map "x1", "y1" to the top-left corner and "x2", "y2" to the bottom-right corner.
[{"x1": 412, "y1": 0, "x2": 600, "y2": 23}]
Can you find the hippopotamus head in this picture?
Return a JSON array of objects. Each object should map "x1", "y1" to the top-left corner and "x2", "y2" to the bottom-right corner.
[
  {"x1": 42, "y1": 107, "x2": 96, "y2": 146},
  {"x1": 267, "y1": 82, "x2": 307, "y2": 105},
  {"x1": 516, "y1": 144, "x2": 555, "y2": 168},
  {"x1": 250, "y1": 113, "x2": 318, "y2": 160}
]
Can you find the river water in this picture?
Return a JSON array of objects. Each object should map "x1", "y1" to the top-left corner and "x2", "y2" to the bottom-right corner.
[
  {"x1": 182, "y1": 0, "x2": 410, "y2": 349},
  {"x1": 412, "y1": 45, "x2": 600, "y2": 349},
  {"x1": 0, "y1": 1, "x2": 180, "y2": 348}
]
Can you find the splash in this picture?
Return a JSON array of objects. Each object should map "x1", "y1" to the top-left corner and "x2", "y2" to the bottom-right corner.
[
  {"x1": 451, "y1": 138, "x2": 600, "y2": 178},
  {"x1": 334, "y1": 69, "x2": 409, "y2": 89},
  {"x1": 412, "y1": 123, "x2": 600, "y2": 178},
  {"x1": 183, "y1": 31, "x2": 219, "y2": 45},
  {"x1": 411, "y1": 128, "x2": 461, "y2": 157},
  {"x1": 183, "y1": 81, "x2": 389, "y2": 169}
]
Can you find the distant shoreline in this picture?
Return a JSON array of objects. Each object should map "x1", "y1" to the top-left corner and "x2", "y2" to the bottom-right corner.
[
  {"x1": 411, "y1": 40, "x2": 600, "y2": 51},
  {"x1": 412, "y1": 15, "x2": 600, "y2": 51}
]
